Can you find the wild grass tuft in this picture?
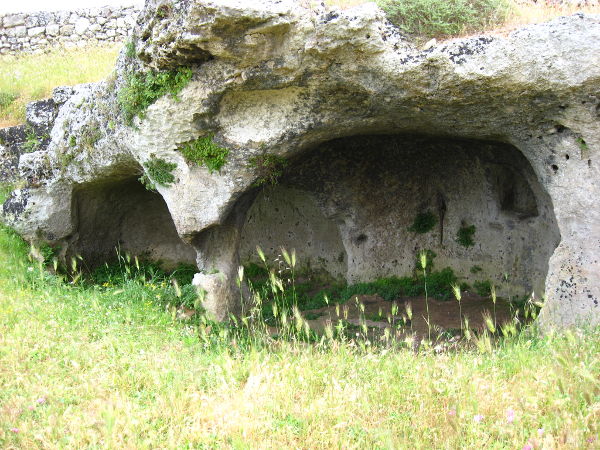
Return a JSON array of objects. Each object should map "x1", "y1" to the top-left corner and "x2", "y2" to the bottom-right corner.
[{"x1": 376, "y1": 0, "x2": 512, "y2": 39}]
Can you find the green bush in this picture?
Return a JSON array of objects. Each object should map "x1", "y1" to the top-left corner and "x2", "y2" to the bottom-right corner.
[
  {"x1": 118, "y1": 66, "x2": 193, "y2": 126},
  {"x1": 178, "y1": 135, "x2": 229, "y2": 173},
  {"x1": 376, "y1": 0, "x2": 511, "y2": 38},
  {"x1": 457, "y1": 224, "x2": 476, "y2": 247},
  {"x1": 140, "y1": 156, "x2": 177, "y2": 190},
  {"x1": 247, "y1": 153, "x2": 288, "y2": 186},
  {"x1": 408, "y1": 211, "x2": 437, "y2": 234}
]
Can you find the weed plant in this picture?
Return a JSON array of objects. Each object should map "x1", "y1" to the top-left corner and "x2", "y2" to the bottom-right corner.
[
  {"x1": 140, "y1": 156, "x2": 177, "y2": 190},
  {"x1": 248, "y1": 153, "x2": 289, "y2": 186},
  {"x1": 118, "y1": 66, "x2": 192, "y2": 126},
  {"x1": 457, "y1": 224, "x2": 476, "y2": 247},
  {"x1": 408, "y1": 211, "x2": 437, "y2": 234},
  {"x1": 178, "y1": 135, "x2": 229, "y2": 173}
]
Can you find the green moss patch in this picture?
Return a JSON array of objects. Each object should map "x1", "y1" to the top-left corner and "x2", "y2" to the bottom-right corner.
[{"x1": 177, "y1": 135, "x2": 229, "y2": 173}]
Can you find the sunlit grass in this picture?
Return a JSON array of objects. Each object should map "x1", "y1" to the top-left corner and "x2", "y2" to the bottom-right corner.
[
  {"x1": 0, "y1": 44, "x2": 120, "y2": 128},
  {"x1": 324, "y1": 0, "x2": 600, "y2": 39},
  {"x1": 0, "y1": 199, "x2": 599, "y2": 447}
]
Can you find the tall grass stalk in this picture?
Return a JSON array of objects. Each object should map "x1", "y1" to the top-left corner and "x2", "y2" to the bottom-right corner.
[
  {"x1": 419, "y1": 249, "x2": 431, "y2": 341},
  {"x1": 451, "y1": 283, "x2": 462, "y2": 333}
]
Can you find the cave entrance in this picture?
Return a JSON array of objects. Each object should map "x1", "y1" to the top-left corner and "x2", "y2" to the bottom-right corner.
[
  {"x1": 239, "y1": 134, "x2": 560, "y2": 331},
  {"x1": 70, "y1": 176, "x2": 196, "y2": 269}
]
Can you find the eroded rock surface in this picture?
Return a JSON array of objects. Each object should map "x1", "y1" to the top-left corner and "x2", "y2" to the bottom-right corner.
[{"x1": 1, "y1": 0, "x2": 599, "y2": 327}]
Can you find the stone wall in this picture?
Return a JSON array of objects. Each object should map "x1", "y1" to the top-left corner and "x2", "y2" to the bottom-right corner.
[{"x1": 0, "y1": 5, "x2": 140, "y2": 55}]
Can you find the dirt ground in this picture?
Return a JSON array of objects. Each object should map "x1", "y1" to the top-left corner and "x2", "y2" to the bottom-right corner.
[{"x1": 302, "y1": 293, "x2": 515, "y2": 340}]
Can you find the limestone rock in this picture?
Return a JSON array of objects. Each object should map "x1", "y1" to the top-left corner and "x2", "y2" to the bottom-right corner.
[{"x1": 2, "y1": 0, "x2": 599, "y2": 327}]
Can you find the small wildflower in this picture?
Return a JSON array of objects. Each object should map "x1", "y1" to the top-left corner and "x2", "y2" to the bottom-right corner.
[
  {"x1": 537, "y1": 428, "x2": 544, "y2": 437},
  {"x1": 522, "y1": 444, "x2": 533, "y2": 450},
  {"x1": 588, "y1": 437, "x2": 596, "y2": 443},
  {"x1": 448, "y1": 408, "x2": 456, "y2": 416},
  {"x1": 506, "y1": 408, "x2": 515, "y2": 424},
  {"x1": 36, "y1": 397, "x2": 46, "y2": 405},
  {"x1": 10, "y1": 427, "x2": 19, "y2": 433},
  {"x1": 473, "y1": 414, "x2": 484, "y2": 423}
]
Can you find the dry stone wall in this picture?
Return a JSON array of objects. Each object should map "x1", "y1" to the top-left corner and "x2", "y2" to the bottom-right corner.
[{"x1": 0, "y1": 5, "x2": 140, "y2": 55}]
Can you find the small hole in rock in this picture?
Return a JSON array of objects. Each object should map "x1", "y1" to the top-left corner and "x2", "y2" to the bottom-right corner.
[
  {"x1": 555, "y1": 125, "x2": 566, "y2": 133},
  {"x1": 551, "y1": 164, "x2": 559, "y2": 173},
  {"x1": 356, "y1": 233, "x2": 368, "y2": 244},
  {"x1": 589, "y1": 160, "x2": 592, "y2": 167},
  {"x1": 565, "y1": 154, "x2": 569, "y2": 160}
]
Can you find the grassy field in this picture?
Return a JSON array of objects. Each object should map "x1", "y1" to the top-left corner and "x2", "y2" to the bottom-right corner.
[
  {"x1": 0, "y1": 185, "x2": 599, "y2": 448},
  {"x1": 0, "y1": 45, "x2": 120, "y2": 128}
]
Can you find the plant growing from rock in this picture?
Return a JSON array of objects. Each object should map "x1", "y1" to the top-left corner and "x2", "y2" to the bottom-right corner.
[
  {"x1": 118, "y1": 66, "x2": 193, "y2": 126},
  {"x1": 456, "y1": 224, "x2": 476, "y2": 247},
  {"x1": 140, "y1": 156, "x2": 177, "y2": 191},
  {"x1": 247, "y1": 153, "x2": 289, "y2": 186},
  {"x1": 177, "y1": 135, "x2": 229, "y2": 173},
  {"x1": 22, "y1": 127, "x2": 43, "y2": 153},
  {"x1": 408, "y1": 211, "x2": 437, "y2": 234}
]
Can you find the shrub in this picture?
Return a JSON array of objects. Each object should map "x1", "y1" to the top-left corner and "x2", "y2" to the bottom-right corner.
[
  {"x1": 376, "y1": 0, "x2": 511, "y2": 38},
  {"x1": 247, "y1": 153, "x2": 288, "y2": 186},
  {"x1": 177, "y1": 135, "x2": 229, "y2": 173},
  {"x1": 408, "y1": 211, "x2": 437, "y2": 234},
  {"x1": 118, "y1": 66, "x2": 193, "y2": 126},
  {"x1": 457, "y1": 224, "x2": 476, "y2": 247},
  {"x1": 140, "y1": 156, "x2": 177, "y2": 190}
]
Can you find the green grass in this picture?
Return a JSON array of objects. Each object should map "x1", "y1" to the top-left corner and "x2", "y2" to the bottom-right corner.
[
  {"x1": 0, "y1": 45, "x2": 120, "y2": 127},
  {"x1": 377, "y1": 0, "x2": 512, "y2": 39},
  {"x1": 0, "y1": 188, "x2": 599, "y2": 447}
]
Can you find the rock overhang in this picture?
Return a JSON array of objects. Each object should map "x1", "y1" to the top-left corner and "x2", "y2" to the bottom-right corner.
[{"x1": 0, "y1": 0, "x2": 598, "y2": 326}]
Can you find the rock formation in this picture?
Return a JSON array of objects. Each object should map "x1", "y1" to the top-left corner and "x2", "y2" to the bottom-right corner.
[{"x1": 1, "y1": 0, "x2": 599, "y2": 327}]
